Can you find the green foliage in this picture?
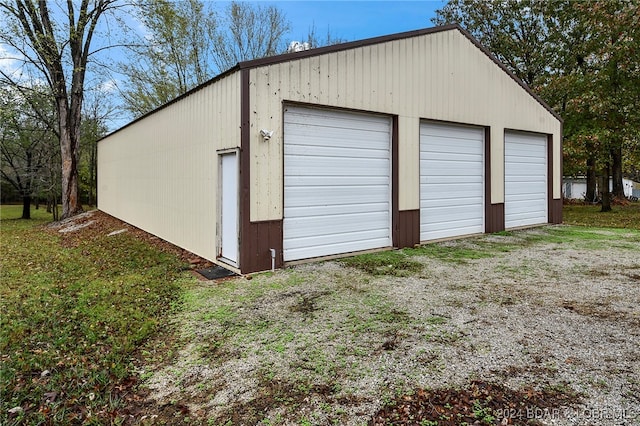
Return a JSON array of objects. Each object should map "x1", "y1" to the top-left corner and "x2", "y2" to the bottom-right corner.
[
  {"x1": 563, "y1": 203, "x2": 640, "y2": 230},
  {"x1": 472, "y1": 400, "x2": 496, "y2": 424},
  {"x1": 409, "y1": 244, "x2": 494, "y2": 264},
  {"x1": 120, "y1": 0, "x2": 219, "y2": 116},
  {"x1": 339, "y1": 250, "x2": 423, "y2": 276},
  {"x1": 434, "y1": 0, "x2": 640, "y2": 192},
  {"x1": 433, "y1": 0, "x2": 552, "y2": 87},
  {"x1": 0, "y1": 205, "x2": 187, "y2": 425},
  {"x1": 0, "y1": 85, "x2": 59, "y2": 210},
  {"x1": 121, "y1": 0, "x2": 291, "y2": 116}
]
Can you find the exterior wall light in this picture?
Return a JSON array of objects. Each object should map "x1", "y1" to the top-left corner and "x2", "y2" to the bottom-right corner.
[{"x1": 260, "y1": 129, "x2": 273, "y2": 142}]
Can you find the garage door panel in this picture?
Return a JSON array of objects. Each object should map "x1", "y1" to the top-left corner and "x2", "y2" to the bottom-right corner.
[
  {"x1": 422, "y1": 175, "x2": 483, "y2": 185},
  {"x1": 427, "y1": 219, "x2": 483, "y2": 233},
  {"x1": 426, "y1": 223, "x2": 484, "y2": 240},
  {"x1": 420, "y1": 205, "x2": 484, "y2": 222},
  {"x1": 421, "y1": 185, "x2": 483, "y2": 201},
  {"x1": 420, "y1": 140, "x2": 483, "y2": 155},
  {"x1": 284, "y1": 106, "x2": 391, "y2": 261},
  {"x1": 420, "y1": 124, "x2": 484, "y2": 140},
  {"x1": 285, "y1": 186, "x2": 390, "y2": 207},
  {"x1": 420, "y1": 122, "x2": 485, "y2": 241},
  {"x1": 285, "y1": 109, "x2": 391, "y2": 133},
  {"x1": 284, "y1": 213, "x2": 389, "y2": 239},
  {"x1": 285, "y1": 130, "x2": 389, "y2": 149},
  {"x1": 285, "y1": 231, "x2": 391, "y2": 253},
  {"x1": 287, "y1": 176, "x2": 389, "y2": 187},
  {"x1": 505, "y1": 210, "x2": 547, "y2": 224},
  {"x1": 505, "y1": 159, "x2": 547, "y2": 169},
  {"x1": 285, "y1": 144, "x2": 389, "y2": 159},
  {"x1": 505, "y1": 191, "x2": 546, "y2": 202},
  {"x1": 421, "y1": 153, "x2": 484, "y2": 165},
  {"x1": 506, "y1": 182, "x2": 546, "y2": 193},
  {"x1": 421, "y1": 164, "x2": 483, "y2": 177},
  {"x1": 285, "y1": 202, "x2": 388, "y2": 217},
  {"x1": 286, "y1": 157, "x2": 389, "y2": 175},
  {"x1": 505, "y1": 131, "x2": 548, "y2": 228},
  {"x1": 284, "y1": 236, "x2": 392, "y2": 261}
]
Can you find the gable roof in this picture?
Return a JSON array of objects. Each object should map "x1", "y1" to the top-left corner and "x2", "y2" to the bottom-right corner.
[{"x1": 103, "y1": 24, "x2": 561, "y2": 140}]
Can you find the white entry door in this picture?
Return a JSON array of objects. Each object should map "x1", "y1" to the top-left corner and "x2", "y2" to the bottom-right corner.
[
  {"x1": 219, "y1": 152, "x2": 238, "y2": 266},
  {"x1": 283, "y1": 106, "x2": 392, "y2": 261}
]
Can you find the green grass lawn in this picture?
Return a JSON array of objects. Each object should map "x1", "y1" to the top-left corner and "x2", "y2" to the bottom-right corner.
[
  {"x1": 563, "y1": 202, "x2": 640, "y2": 230},
  {"x1": 0, "y1": 205, "x2": 190, "y2": 425}
]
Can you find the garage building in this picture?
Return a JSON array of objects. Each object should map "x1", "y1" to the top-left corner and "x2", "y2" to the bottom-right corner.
[{"x1": 98, "y1": 24, "x2": 563, "y2": 274}]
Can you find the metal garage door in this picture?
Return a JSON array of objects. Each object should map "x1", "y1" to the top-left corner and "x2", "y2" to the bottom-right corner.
[
  {"x1": 420, "y1": 122, "x2": 484, "y2": 241},
  {"x1": 283, "y1": 106, "x2": 392, "y2": 261},
  {"x1": 505, "y1": 131, "x2": 548, "y2": 228}
]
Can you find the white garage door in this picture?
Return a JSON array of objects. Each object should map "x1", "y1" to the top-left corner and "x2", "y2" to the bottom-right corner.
[
  {"x1": 283, "y1": 106, "x2": 392, "y2": 261},
  {"x1": 505, "y1": 131, "x2": 548, "y2": 228},
  {"x1": 420, "y1": 122, "x2": 484, "y2": 241}
]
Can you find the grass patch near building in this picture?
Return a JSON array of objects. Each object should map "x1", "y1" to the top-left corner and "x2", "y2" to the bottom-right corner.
[
  {"x1": 0, "y1": 205, "x2": 189, "y2": 425},
  {"x1": 563, "y1": 202, "x2": 640, "y2": 230}
]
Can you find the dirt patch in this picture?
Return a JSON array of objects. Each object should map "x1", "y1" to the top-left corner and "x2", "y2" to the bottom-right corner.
[{"x1": 371, "y1": 380, "x2": 582, "y2": 425}]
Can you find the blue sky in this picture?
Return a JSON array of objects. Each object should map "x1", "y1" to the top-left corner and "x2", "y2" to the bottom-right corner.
[{"x1": 269, "y1": 1, "x2": 445, "y2": 42}]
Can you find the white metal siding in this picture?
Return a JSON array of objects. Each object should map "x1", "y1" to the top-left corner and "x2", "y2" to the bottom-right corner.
[
  {"x1": 283, "y1": 106, "x2": 391, "y2": 261},
  {"x1": 420, "y1": 122, "x2": 484, "y2": 241},
  {"x1": 505, "y1": 131, "x2": 548, "y2": 228}
]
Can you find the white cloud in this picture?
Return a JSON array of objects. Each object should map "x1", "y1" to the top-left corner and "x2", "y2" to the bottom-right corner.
[
  {"x1": 0, "y1": 44, "x2": 21, "y2": 78},
  {"x1": 98, "y1": 79, "x2": 118, "y2": 93}
]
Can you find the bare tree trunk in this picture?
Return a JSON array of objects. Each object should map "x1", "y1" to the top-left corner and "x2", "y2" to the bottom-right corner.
[
  {"x1": 21, "y1": 195, "x2": 31, "y2": 219},
  {"x1": 600, "y1": 165, "x2": 612, "y2": 212},
  {"x1": 58, "y1": 101, "x2": 83, "y2": 220},
  {"x1": 89, "y1": 141, "x2": 97, "y2": 206},
  {"x1": 586, "y1": 155, "x2": 597, "y2": 202},
  {"x1": 611, "y1": 146, "x2": 624, "y2": 198},
  {"x1": 52, "y1": 193, "x2": 59, "y2": 221}
]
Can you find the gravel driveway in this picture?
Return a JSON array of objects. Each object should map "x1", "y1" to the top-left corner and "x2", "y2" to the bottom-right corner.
[{"x1": 140, "y1": 225, "x2": 639, "y2": 425}]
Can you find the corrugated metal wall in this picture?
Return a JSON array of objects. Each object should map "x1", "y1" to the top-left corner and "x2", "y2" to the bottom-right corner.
[
  {"x1": 248, "y1": 29, "x2": 561, "y2": 222},
  {"x1": 98, "y1": 72, "x2": 241, "y2": 261}
]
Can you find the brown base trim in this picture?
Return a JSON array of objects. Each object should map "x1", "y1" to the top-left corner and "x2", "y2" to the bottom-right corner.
[
  {"x1": 240, "y1": 220, "x2": 283, "y2": 273},
  {"x1": 397, "y1": 209, "x2": 420, "y2": 248},
  {"x1": 549, "y1": 199, "x2": 562, "y2": 224},
  {"x1": 547, "y1": 134, "x2": 562, "y2": 224},
  {"x1": 485, "y1": 203, "x2": 505, "y2": 233}
]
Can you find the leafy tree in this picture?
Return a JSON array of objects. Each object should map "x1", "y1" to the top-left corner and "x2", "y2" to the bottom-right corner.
[
  {"x1": 0, "y1": 0, "x2": 120, "y2": 219},
  {"x1": 119, "y1": 0, "x2": 218, "y2": 117},
  {"x1": 433, "y1": 0, "x2": 552, "y2": 88},
  {"x1": 542, "y1": 0, "x2": 639, "y2": 208},
  {"x1": 120, "y1": 0, "x2": 290, "y2": 116},
  {"x1": 78, "y1": 93, "x2": 111, "y2": 206},
  {"x1": 434, "y1": 0, "x2": 640, "y2": 210},
  {"x1": 0, "y1": 85, "x2": 58, "y2": 218}
]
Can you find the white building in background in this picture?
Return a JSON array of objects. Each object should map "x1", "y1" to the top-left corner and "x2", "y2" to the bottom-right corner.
[{"x1": 563, "y1": 177, "x2": 638, "y2": 200}]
